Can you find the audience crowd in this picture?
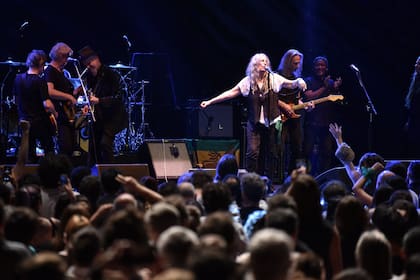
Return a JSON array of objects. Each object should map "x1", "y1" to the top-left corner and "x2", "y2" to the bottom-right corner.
[{"x1": 1, "y1": 121, "x2": 420, "y2": 280}]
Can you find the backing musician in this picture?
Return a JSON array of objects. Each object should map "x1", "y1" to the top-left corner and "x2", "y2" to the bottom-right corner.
[
  {"x1": 77, "y1": 46, "x2": 128, "y2": 164},
  {"x1": 43, "y1": 42, "x2": 79, "y2": 157},
  {"x1": 13, "y1": 50, "x2": 57, "y2": 162}
]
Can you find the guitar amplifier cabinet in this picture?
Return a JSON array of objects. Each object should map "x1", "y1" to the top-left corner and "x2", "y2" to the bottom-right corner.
[{"x1": 187, "y1": 103, "x2": 234, "y2": 138}]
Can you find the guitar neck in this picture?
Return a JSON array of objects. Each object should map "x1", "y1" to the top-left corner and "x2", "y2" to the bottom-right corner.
[{"x1": 292, "y1": 96, "x2": 336, "y2": 110}]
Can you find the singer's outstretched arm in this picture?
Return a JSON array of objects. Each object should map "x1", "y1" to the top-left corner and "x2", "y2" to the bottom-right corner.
[{"x1": 200, "y1": 85, "x2": 241, "y2": 108}]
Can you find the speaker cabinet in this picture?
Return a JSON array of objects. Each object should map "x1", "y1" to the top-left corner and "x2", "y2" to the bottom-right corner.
[
  {"x1": 199, "y1": 105, "x2": 233, "y2": 138},
  {"x1": 139, "y1": 139, "x2": 193, "y2": 179},
  {"x1": 315, "y1": 167, "x2": 353, "y2": 192},
  {"x1": 94, "y1": 164, "x2": 150, "y2": 179},
  {"x1": 1, "y1": 164, "x2": 39, "y2": 176},
  {"x1": 189, "y1": 168, "x2": 216, "y2": 178},
  {"x1": 187, "y1": 102, "x2": 234, "y2": 138}
]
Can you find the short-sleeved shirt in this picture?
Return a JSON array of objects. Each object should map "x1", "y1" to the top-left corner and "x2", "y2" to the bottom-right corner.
[
  {"x1": 237, "y1": 74, "x2": 291, "y2": 126},
  {"x1": 43, "y1": 65, "x2": 74, "y2": 123},
  {"x1": 13, "y1": 72, "x2": 49, "y2": 121},
  {"x1": 236, "y1": 73, "x2": 289, "y2": 96}
]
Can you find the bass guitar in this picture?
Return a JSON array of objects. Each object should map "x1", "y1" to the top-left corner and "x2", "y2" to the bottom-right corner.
[{"x1": 281, "y1": 94, "x2": 344, "y2": 122}]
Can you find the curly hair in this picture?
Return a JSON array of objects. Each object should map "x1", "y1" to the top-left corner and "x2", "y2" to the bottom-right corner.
[{"x1": 49, "y1": 42, "x2": 73, "y2": 61}]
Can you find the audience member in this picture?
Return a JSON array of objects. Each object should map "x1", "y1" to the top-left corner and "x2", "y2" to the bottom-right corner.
[
  {"x1": 66, "y1": 226, "x2": 102, "y2": 279},
  {"x1": 96, "y1": 168, "x2": 122, "y2": 207},
  {"x1": 37, "y1": 153, "x2": 74, "y2": 217},
  {"x1": 202, "y1": 182, "x2": 232, "y2": 214},
  {"x1": 18, "y1": 252, "x2": 67, "y2": 280},
  {"x1": 355, "y1": 230, "x2": 393, "y2": 280},
  {"x1": 198, "y1": 211, "x2": 242, "y2": 259},
  {"x1": 0, "y1": 200, "x2": 32, "y2": 280},
  {"x1": 286, "y1": 174, "x2": 342, "y2": 278},
  {"x1": 4, "y1": 207, "x2": 39, "y2": 254},
  {"x1": 407, "y1": 160, "x2": 420, "y2": 196},
  {"x1": 31, "y1": 217, "x2": 55, "y2": 252},
  {"x1": 248, "y1": 228, "x2": 293, "y2": 280},
  {"x1": 144, "y1": 202, "x2": 181, "y2": 244},
  {"x1": 334, "y1": 195, "x2": 369, "y2": 269},
  {"x1": 292, "y1": 251, "x2": 326, "y2": 280},
  {"x1": 214, "y1": 153, "x2": 239, "y2": 182},
  {"x1": 156, "y1": 225, "x2": 200, "y2": 269},
  {"x1": 322, "y1": 180, "x2": 348, "y2": 223},
  {"x1": 332, "y1": 268, "x2": 372, "y2": 280},
  {"x1": 240, "y1": 172, "x2": 266, "y2": 225}
]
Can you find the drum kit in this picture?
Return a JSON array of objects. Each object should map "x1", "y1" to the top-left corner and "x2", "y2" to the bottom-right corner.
[
  {"x1": 0, "y1": 58, "x2": 153, "y2": 159},
  {"x1": 0, "y1": 59, "x2": 25, "y2": 157},
  {"x1": 108, "y1": 62, "x2": 154, "y2": 154}
]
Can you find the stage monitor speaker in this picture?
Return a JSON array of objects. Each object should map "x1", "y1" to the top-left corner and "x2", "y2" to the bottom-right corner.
[
  {"x1": 189, "y1": 168, "x2": 216, "y2": 178},
  {"x1": 139, "y1": 139, "x2": 193, "y2": 179},
  {"x1": 94, "y1": 164, "x2": 150, "y2": 179},
  {"x1": 1, "y1": 164, "x2": 39, "y2": 176},
  {"x1": 315, "y1": 167, "x2": 353, "y2": 193}
]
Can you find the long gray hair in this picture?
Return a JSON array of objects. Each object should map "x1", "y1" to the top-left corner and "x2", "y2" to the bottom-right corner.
[{"x1": 246, "y1": 53, "x2": 271, "y2": 93}]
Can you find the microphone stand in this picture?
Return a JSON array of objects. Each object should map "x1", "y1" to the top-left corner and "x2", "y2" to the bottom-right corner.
[
  {"x1": 73, "y1": 63, "x2": 97, "y2": 165},
  {"x1": 353, "y1": 70, "x2": 378, "y2": 151}
]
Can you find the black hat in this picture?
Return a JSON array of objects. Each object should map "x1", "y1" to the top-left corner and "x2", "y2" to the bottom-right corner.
[{"x1": 78, "y1": 46, "x2": 98, "y2": 64}]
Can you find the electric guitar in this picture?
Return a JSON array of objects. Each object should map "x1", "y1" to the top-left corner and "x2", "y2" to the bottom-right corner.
[
  {"x1": 280, "y1": 94, "x2": 344, "y2": 122},
  {"x1": 62, "y1": 101, "x2": 76, "y2": 123}
]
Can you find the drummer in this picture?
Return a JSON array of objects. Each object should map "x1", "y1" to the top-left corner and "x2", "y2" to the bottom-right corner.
[{"x1": 77, "y1": 46, "x2": 128, "y2": 164}]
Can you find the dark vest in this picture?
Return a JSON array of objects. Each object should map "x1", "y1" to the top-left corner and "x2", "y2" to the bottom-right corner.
[{"x1": 247, "y1": 74, "x2": 280, "y2": 127}]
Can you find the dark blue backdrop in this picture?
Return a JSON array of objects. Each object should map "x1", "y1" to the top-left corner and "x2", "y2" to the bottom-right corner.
[{"x1": 1, "y1": 0, "x2": 419, "y2": 160}]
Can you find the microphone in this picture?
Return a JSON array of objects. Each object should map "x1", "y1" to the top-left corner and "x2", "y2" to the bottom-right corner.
[
  {"x1": 122, "y1": 35, "x2": 132, "y2": 48},
  {"x1": 349, "y1": 64, "x2": 360, "y2": 72},
  {"x1": 67, "y1": 57, "x2": 79, "y2": 62},
  {"x1": 19, "y1": 21, "x2": 29, "y2": 31},
  {"x1": 265, "y1": 67, "x2": 274, "y2": 74}
]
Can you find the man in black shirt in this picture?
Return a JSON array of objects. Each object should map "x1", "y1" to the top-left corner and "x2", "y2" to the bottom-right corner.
[
  {"x1": 277, "y1": 49, "x2": 306, "y2": 177},
  {"x1": 303, "y1": 56, "x2": 342, "y2": 176},
  {"x1": 13, "y1": 50, "x2": 57, "y2": 162},
  {"x1": 78, "y1": 46, "x2": 127, "y2": 164},
  {"x1": 43, "y1": 42, "x2": 78, "y2": 157}
]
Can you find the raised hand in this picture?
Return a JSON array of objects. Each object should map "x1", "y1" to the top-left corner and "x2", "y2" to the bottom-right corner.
[{"x1": 329, "y1": 122, "x2": 343, "y2": 145}]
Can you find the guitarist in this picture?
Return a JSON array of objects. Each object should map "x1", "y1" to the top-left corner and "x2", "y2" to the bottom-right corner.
[
  {"x1": 303, "y1": 56, "x2": 342, "y2": 176},
  {"x1": 277, "y1": 49, "x2": 307, "y2": 176},
  {"x1": 13, "y1": 50, "x2": 57, "y2": 163},
  {"x1": 78, "y1": 46, "x2": 128, "y2": 164},
  {"x1": 44, "y1": 42, "x2": 79, "y2": 157}
]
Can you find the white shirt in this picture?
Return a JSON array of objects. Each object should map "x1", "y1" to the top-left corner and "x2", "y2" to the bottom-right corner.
[{"x1": 237, "y1": 73, "x2": 295, "y2": 126}]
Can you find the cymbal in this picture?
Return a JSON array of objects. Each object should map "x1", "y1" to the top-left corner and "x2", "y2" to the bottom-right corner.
[
  {"x1": 109, "y1": 63, "x2": 136, "y2": 70},
  {"x1": 0, "y1": 59, "x2": 26, "y2": 67}
]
